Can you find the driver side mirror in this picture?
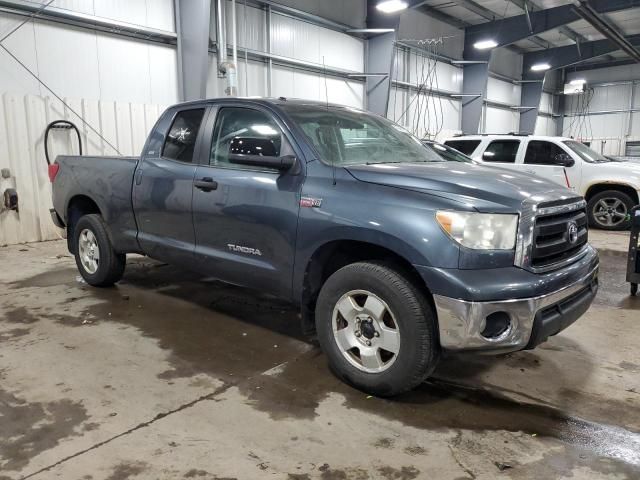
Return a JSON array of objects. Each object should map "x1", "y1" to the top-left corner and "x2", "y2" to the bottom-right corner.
[
  {"x1": 227, "y1": 137, "x2": 297, "y2": 172},
  {"x1": 554, "y1": 153, "x2": 575, "y2": 167}
]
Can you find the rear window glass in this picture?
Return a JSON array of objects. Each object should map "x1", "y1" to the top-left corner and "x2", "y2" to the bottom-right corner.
[
  {"x1": 162, "y1": 108, "x2": 205, "y2": 163},
  {"x1": 444, "y1": 140, "x2": 481, "y2": 156},
  {"x1": 482, "y1": 140, "x2": 520, "y2": 163}
]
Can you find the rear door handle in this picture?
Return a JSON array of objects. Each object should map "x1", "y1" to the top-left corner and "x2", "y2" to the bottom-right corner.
[
  {"x1": 194, "y1": 177, "x2": 218, "y2": 192},
  {"x1": 135, "y1": 168, "x2": 143, "y2": 185}
]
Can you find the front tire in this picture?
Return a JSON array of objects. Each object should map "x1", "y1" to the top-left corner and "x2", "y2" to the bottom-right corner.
[
  {"x1": 73, "y1": 214, "x2": 125, "y2": 287},
  {"x1": 587, "y1": 190, "x2": 634, "y2": 230},
  {"x1": 315, "y1": 261, "x2": 439, "y2": 397}
]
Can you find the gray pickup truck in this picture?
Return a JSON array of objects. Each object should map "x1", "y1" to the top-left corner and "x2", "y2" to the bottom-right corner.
[{"x1": 50, "y1": 98, "x2": 599, "y2": 396}]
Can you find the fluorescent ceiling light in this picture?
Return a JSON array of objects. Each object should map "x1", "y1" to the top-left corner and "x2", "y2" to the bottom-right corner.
[
  {"x1": 531, "y1": 63, "x2": 551, "y2": 71},
  {"x1": 473, "y1": 39, "x2": 498, "y2": 50},
  {"x1": 570, "y1": 78, "x2": 586, "y2": 85},
  {"x1": 376, "y1": 0, "x2": 408, "y2": 13}
]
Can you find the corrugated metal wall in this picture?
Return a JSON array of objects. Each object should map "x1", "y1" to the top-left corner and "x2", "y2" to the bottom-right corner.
[
  {"x1": 0, "y1": 94, "x2": 165, "y2": 246},
  {"x1": 207, "y1": 1, "x2": 365, "y2": 107},
  {"x1": 563, "y1": 65, "x2": 640, "y2": 155}
]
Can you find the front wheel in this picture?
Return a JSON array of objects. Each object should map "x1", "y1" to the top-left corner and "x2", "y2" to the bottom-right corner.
[
  {"x1": 315, "y1": 261, "x2": 439, "y2": 397},
  {"x1": 587, "y1": 190, "x2": 634, "y2": 230},
  {"x1": 73, "y1": 214, "x2": 126, "y2": 287}
]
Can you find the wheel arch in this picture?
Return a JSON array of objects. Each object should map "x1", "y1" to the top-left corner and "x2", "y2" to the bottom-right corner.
[
  {"x1": 298, "y1": 239, "x2": 435, "y2": 337},
  {"x1": 66, "y1": 195, "x2": 103, "y2": 253},
  {"x1": 584, "y1": 183, "x2": 639, "y2": 205}
]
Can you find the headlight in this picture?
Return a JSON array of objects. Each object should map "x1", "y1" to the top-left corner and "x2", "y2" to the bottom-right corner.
[{"x1": 436, "y1": 211, "x2": 518, "y2": 250}]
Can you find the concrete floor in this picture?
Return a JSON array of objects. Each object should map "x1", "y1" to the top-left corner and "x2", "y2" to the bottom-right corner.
[{"x1": 0, "y1": 233, "x2": 639, "y2": 480}]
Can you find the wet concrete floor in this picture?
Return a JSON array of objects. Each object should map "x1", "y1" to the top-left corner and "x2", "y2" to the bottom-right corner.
[{"x1": 0, "y1": 240, "x2": 638, "y2": 479}]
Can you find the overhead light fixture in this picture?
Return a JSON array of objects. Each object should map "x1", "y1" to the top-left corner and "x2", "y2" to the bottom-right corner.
[
  {"x1": 376, "y1": 0, "x2": 408, "y2": 13},
  {"x1": 530, "y1": 63, "x2": 551, "y2": 72},
  {"x1": 473, "y1": 39, "x2": 498, "y2": 50},
  {"x1": 569, "y1": 78, "x2": 586, "y2": 85}
]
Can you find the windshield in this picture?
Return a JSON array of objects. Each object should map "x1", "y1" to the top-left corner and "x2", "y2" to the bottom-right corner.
[
  {"x1": 424, "y1": 141, "x2": 473, "y2": 163},
  {"x1": 282, "y1": 105, "x2": 453, "y2": 165},
  {"x1": 563, "y1": 140, "x2": 610, "y2": 163}
]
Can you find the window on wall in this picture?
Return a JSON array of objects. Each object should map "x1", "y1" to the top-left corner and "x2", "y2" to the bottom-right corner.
[
  {"x1": 524, "y1": 141, "x2": 567, "y2": 165},
  {"x1": 482, "y1": 140, "x2": 520, "y2": 163},
  {"x1": 162, "y1": 109, "x2": 205, "y2": 163}
]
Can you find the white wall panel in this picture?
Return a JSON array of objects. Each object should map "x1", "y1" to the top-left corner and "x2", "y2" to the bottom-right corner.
[
  {"x1": 225, "y1": 1, "x2": 266, "y2": 51},
  {"x1": 486, "y1": 77, "x2": 520, "y2": 105},
  {"x1": 33, "y1": 20, "x2": 102, "y2": 100},
  {"x1": 489, "y1": 48, "x2": 523, "y2": 81},
  {"x1": 0, "y1": 14, "x2": 41, "y2": 95},
  {"x1": 534, "y1": 115, "x2": 557, "y2": 136},
  {"x1": 0, "y1": 13, "x2": 178, "y2": 105},
  {"x1": 539, "y1": 92, "x2": 553, "y2": 115},
  {"x1": 406, "y1": 52, "x2": 462, "y2": 93},
  {"x1": 0, "y1": 93, "x2": 165, "y2": 246},
  {"x1": 270, "y1": 13, "x2": 363, "y2": 71},
  {"x1": 484, "y1": 107, "x2": 518, "y2": 134},
  {"x1": 405, "y1": 94, "x2": 461, "y2": 140},
  {"x1": 148, "y1": 44, "x2": 179, "y2": 105}
]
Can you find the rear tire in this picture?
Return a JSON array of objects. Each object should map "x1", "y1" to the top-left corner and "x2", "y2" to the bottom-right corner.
[
  {"x1": 73, "y1": 214, "x2": 125, "y2": 287},
  {"x1": 315, "y1": 261, "x2": 439, "y2": 397},
  {"x1": 587, "y1": 190, "x2": 634, "y2": 230}
]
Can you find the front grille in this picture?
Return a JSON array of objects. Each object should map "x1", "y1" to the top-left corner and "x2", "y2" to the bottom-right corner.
[{"x1": 531, "y1": 201, "x2": 588, "y2": 269}]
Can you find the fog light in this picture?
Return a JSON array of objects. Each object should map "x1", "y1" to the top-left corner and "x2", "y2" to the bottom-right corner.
[{"x1": 481, "y1": 312, "x2": 511, "y2": 339}]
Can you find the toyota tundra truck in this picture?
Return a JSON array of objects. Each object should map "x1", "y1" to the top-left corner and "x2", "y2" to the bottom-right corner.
[{"x1": 50, "y1": 98, "x2": 599, "y2": 396}]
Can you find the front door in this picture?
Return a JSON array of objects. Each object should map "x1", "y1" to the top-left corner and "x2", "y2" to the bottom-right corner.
[
  {"x1": 133, "y1": 107, "x2": 207, "y2": 265},
  {"x1": 522, "y1": 140, "x2": 579, "y2": 191},
  {"x1": 192, "y1": 105, "x2": 304, "y2": 299}
]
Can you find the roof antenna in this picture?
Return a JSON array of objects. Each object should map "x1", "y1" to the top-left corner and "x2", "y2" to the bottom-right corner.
[{"x1": 322, "y1": 56, "x2": 337, "y2": 186}]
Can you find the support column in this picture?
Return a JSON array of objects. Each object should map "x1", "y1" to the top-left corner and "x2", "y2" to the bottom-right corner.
[
  {"x1": 461, "y1": 62, "x2": 489, "y2": 134},
  {"x1": 555, "y1": 93, "x2": 565, "y2": 136},
  {"x1": 365, "y1": 32, "x2": 396, "y2": 116},
  {"x1": 519, "y1": 79, "x2": 545, "y2": 134},
  {"x1": 175, "y1": 0, "x2": 211, "y2": 101}
]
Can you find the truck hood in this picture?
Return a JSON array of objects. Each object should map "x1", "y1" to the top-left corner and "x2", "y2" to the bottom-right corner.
[{"x1": 346, "y1": 161, "x2": 573, "y2": 212}]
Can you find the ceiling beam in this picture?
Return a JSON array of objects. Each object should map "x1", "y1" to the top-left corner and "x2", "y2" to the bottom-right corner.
[
  {"x1": 522, "y1": 33, "x2": 640, "y2": 77},
  {"x1": 453, "y1": 0, "x2": 551, "y2": 49},
  {"x1": 514, "y1": 0, "x2": 587, "y2": 45},
  {"x1": 572, "y1": 0, "x2": 640, "y2": 63},
  {"x1": 464, "y1": 0, "x2": 640, "y2": 54}
]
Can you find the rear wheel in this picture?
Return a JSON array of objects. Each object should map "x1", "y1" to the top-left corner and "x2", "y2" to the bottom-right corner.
[
  {"x1": 315, "y1": 261, "x2": 439, "y2": 397},
  {"x1": 73, "y1": 214, "x2": 125, "y2": 287},
  {"x1": 587, "y1": 190, "x2": 634, "y2": 230}
]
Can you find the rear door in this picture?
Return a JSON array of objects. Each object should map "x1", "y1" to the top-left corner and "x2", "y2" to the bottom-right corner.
[
  {"x1": 133, "y1": 106, "x2": 208, "y2": 265},
  {"x1": 191, "y1": 104, "x2": 304, "y2": 299},
  {"x1": 522, "y1": 140, "x2": 575, "y2": 190}
]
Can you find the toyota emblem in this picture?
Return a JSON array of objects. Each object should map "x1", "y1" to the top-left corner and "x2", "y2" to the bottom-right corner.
[{"x1": 567, "y1": 222, "x2": 579, "y2": 244}]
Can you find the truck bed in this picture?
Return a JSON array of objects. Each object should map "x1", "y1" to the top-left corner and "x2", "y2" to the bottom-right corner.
[{"x1": 52, "y1": 155, "x2": 141, "y2": 253}]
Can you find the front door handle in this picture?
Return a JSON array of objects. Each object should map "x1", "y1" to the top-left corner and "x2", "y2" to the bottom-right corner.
[{"x1": 194, "y1": 177, "x2": 218, "y2": 192}]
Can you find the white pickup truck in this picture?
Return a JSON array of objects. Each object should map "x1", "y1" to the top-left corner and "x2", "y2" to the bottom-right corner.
[{"x1": 444, "y1": 134, "x2": 640, "y2": 230}]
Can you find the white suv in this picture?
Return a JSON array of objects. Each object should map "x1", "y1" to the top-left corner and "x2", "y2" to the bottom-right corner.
[{"x1": 444, "y1": 134, "x2": 640, "y2": 230}]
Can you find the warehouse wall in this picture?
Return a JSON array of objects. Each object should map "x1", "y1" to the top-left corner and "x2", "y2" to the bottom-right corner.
[
  {"x1": 0, "y1": 1, "x2": 176, "y2": 245},
  {"x1": 563, "y1": 65, "x2": 640, "y2": 155},
  {"x1": 206, "y1": 1, "x2": 365, "y2": 107}
]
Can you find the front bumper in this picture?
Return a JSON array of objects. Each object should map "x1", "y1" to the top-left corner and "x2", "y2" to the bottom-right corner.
[{"x1": 423, "y1": 246, "x2": 599, "y2": 353}]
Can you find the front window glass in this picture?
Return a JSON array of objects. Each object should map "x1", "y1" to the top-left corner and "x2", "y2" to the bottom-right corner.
[
  {"x1": 282, "y1": 105, "x2": 449, "y2": 165},
  {"x1": 210, "y1": 107, "x2": 282, "y2": 168},
  {"x1": 563, "y1": 140, "x2": 610, "y2": 163}
]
